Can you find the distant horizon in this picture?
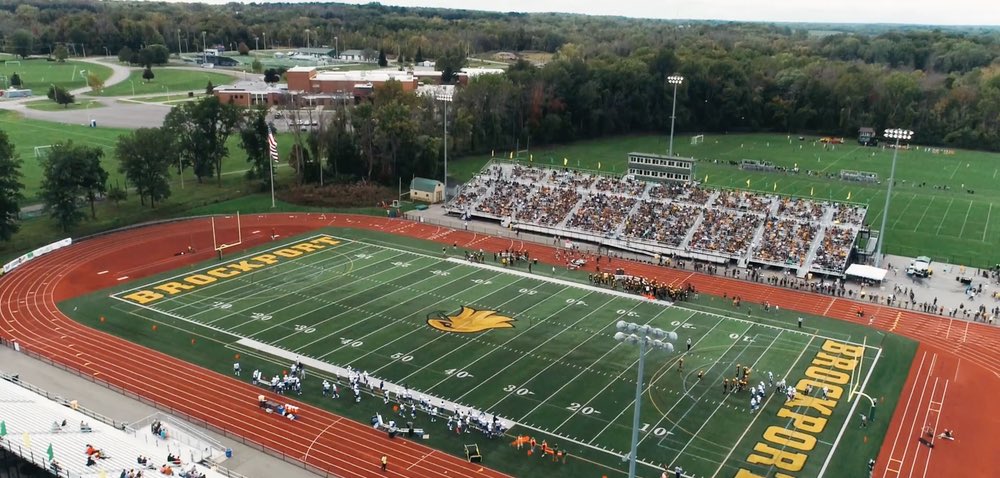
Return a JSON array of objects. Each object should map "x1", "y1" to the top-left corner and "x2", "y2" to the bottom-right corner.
[{"x1": 150, "y1": 0, "x2": 1000, "y2": 27}]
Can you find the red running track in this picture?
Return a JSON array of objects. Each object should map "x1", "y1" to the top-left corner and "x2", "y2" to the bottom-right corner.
[{"x1": 2, "y1": 213, "x2": 998, "y2": 478}]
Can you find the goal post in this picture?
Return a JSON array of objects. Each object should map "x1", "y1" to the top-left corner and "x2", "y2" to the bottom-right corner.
[
  {"x1": 691, "y1": 134, "x2": 705, "y2": 145},
  {"x1": 34, "y1": 145, "x2": 53, "y2": 161},
  {"x1": 211, "y1": 212, "x2": 243, "y2": 254}
]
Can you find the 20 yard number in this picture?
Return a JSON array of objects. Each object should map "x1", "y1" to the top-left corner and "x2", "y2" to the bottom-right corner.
[{"x1": 566, "y1": 402, "x2": 601, "y2": 415}]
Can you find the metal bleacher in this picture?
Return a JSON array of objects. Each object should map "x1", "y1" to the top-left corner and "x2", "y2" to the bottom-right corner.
[{"x1": 0, "y1": 372, "x2": 227, "y2": 478}]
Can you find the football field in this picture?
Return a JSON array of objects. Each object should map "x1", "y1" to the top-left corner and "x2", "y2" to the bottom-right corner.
[{"x1": 79, "y1": 230, "x2": 892, "y2": 477}]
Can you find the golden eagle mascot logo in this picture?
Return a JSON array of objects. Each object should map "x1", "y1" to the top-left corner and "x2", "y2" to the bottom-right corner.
[{"x1": 426, "y1": 306, "x2": 515, "y2": 333}]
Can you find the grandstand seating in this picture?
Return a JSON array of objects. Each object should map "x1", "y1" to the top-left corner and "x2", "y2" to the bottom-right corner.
[
  {"x1": 0, "y1": 375, "x2": 223, "y2": 478},
  {"x1": 446, "y1": 161, "x2": 868, "y2": 275}
]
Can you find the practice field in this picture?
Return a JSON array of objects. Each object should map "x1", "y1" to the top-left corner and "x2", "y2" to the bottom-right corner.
[
  {"x1": 89, "y1": 68, "x2": 235, "y2": 97},
  {"x1": 0, "y1": 59, "x2": 113, "y2": 93},
  {"x1": 453, "y1": 133, "x2": 1000, "y2": 266},
  {"x1": 63, "y1": 228, "x2": 914, "y2": 478}
]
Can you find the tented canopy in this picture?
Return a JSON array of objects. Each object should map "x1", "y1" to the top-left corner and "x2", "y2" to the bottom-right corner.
[{"x1": 845, "y1": 264, "x2": 888, "y2": 282}]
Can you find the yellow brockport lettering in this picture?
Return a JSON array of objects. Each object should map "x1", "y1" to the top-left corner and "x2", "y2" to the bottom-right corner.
[
  {"x1": 776, "y1": 407, "x2": 828, "y2": 434},
  {"x1": 805, "y1": 366, "x2": 849, "y2": 384},
  {"x1": 746, "y1": 443, "x2": 807, "y2": 472},
  {"x1": 119, "y1": 235, "x2": 339, "y2": 305},
  {"x1": 762, "y1": 426, "x2": 816, "y2": 451}
]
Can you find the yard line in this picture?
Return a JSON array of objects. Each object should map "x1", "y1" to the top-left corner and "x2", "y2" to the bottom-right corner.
[
  {"x1": 935, "y1": 198, "x2": 955, "y2": 235},
  {"x1": 465, "y1": 297, "x2": 643, "y2": 407},
  {"x1": 645, "y1": 330, "x2": 779, "y2": 451},
  {"x1": 244, "y1": 253, "x2": 437, "y2": 338},
  {"x1": 550, "y1": 310, "x2": 699, "y2": 433},
  {"x1": 985, "y1": 203, "x2": 993, "y2": 242},
  {"x1": 817, "y1": 347, "x2": 883, "y2": 478},
  {"x1": 295, "y1": 267, "x2": 493, "y2": 352},
  {"x1": 349, "y1": 273, "x2": 544, "y2": 369},
  {"x1": 948, "y1": 160, "x2": 962, "y2": 179},
  {"x1": 391, "y1": 284, "x2": 577, "y2": 386},
  {"x1": 671, "y1": 330, "x2": 788, "y2": 464},
  {"x1": 424, "y1": 293, "x2": 616, "y2": 397},
  {"x1": 587, "y1": 313, "x2": 732, "y2": 445},
  {"x1": 711, "y1": 334, "x2": 817, "y2": 478},
  {"x1": 889, "y1": 193, "x2": 918, "y2": 229},
  {"x1": 912, "y1": 197, "x2": 935, "y2": 232},
  {"x1": 957, "y1": 200, "x2": 974, "y2": 238},
  {"x1": 153, "y1": 241, "x2": 387, "y2": 316},
  {"x1": 917, "y1": 379, "x2": 949, "y2": 478}
]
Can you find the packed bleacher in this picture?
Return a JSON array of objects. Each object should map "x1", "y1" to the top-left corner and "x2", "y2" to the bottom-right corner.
[{"x1": 447, "y1": 161, "x2": 868, "y2": 275}]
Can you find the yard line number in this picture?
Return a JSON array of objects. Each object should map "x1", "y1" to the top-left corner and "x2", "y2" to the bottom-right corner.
[
  {"x1": 391, "y1": 352, "x2": 414, "y2": 362},
  {"x1": 294, "y1": 324, "x2": 316, "y2": 334},
  {"x1": 211, "y1": 301, "x2": 233, "y2": 310},
  {"x1": 444, "y1": 368, "x2": 474, "y2": 378},
  {"x1": 640, "y1": 423, "x2": 670, "y2": 437},
  {"x1": 729, "y1": 333, "x2": 756, "y2": 343},
  {"x1": 671, "y1": 320, "x2": 697, "y2": 330},
  {"x1": 503, "y1": 385, "x2": 534, "y2": 396},
  {"x1": 566, "y1": 402, "x2": 601, "y2": 415},
  {"x1": 340, "y1": 338, "x2": 363, "y2": 347},
  {"x1": 251, "y1": 312, "x2": 272, "y2": 321}
]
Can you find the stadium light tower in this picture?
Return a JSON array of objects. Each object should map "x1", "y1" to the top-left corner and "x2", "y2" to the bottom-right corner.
[
  {"x1": 875, "y1": 128, "x2": 914, "y2": 267},
  {"x1": 437, "y1": 91, "x2": 454, "y2": 201},
  {"x1": 614, "y1": 321, "x2": 676, "y2": 478},
  {"x1": 667, "y1": 74, "x2": 684, "y2": 157}
]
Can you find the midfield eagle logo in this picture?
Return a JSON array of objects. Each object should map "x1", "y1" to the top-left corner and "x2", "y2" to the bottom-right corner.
[{"x1": 426, "y1": 306, "x2": 515, "y2": 333}]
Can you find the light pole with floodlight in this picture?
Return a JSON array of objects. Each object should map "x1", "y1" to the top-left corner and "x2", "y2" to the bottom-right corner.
[
  {"x1": 437, "y1": 91, "x2": 454, "y2": 201},
  {"x1": 875, "y1": 128, "x2": 913, "y2": 267},
  {"x1": 202, "y1": 31, "x2": 207, "y2": 66},
  {"x1": 667, "y1": 74, "x2": 684, "y2": 157},
  {"x1": 614, "y1": 321, "x2": 677, "y2": 478}
]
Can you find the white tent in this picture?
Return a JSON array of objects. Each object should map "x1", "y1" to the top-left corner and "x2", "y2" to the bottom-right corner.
[{"x1": 845, "y1": 264, "x2": 888, "y2": 282}]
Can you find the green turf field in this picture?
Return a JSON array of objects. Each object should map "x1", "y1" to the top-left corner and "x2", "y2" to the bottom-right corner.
[
  {"x1": 89, "y1": 68, "x2": 234, "y2": 97},
  {"x1": 24, "y1": 99, "x2": 104, "y2": 111},
  {"x1": 453, "y1": 133, "x2": 1000, "y2": 266},
  {"x1": 0, "y1": 59, "x2": 113, "y2": 93},
  {"x1": 62, "y1": 228, "x2": 916, "y2": 478}
]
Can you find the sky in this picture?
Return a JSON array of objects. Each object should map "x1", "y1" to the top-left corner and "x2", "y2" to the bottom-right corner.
[{"x1": 175, "y1": 0, "x2": 1000, "y2": 26}]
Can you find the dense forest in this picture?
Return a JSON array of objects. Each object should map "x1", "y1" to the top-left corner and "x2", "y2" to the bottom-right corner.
[{"x1": 2, "y1": 1, "x2": 1000, "y2": 185}]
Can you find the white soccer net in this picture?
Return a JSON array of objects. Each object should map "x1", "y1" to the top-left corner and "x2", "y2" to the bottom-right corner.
[
  {"x1": 691, "y1": 134, "x2": 705, "y2": 145},
  {"x1": 34, "y1": 145, "x2": 53, "y2": 160}
]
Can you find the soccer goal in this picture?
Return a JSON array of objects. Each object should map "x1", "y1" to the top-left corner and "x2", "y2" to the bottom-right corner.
[
  {"x1": 34, "y1": 145, "x2": 53, "y2": 161},
  {"x1": 4, "y1": 60, "x2": 21, "y2": 67},
  {"x1": 691, "y1": 134, "x2": 705, "y2": 145},
  {"x1": 212, "y1": 212, "x2": 243, "y2": 254}
]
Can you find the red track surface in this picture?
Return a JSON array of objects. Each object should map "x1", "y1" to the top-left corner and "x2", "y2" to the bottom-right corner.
[{"x1": 1, "y1": 213, "x2": 998, "y2": 478}]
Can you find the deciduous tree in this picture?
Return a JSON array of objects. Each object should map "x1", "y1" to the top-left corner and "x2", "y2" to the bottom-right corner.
[{"x1": 115, "y1": 128, "x2": 174, "y2": 208}]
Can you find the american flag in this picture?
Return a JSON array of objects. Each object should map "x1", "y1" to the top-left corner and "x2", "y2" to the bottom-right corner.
[{"x1": 268, "y1": 129, "x2": 279, "y2": 163}]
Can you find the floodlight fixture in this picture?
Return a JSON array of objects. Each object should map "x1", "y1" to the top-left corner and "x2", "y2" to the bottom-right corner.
[
  {"x1": 884, "y1": 128, "x2": 913, "y2": 141},
  {"x1": 874, "y1": 127, "x2": 915, "y2": 267},
  {"x1": 667, "y1": 74, "x2": 684, "y2": 85}
]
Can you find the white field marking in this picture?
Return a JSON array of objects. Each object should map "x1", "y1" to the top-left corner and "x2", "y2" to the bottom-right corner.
[
  {"x1": 539, "y1": 307, "x2": 688, "y2": 429},
  {"x1": 444, "y1": 257, "x2": 675, "y2": 306},
  {"x1": 242, "y1": 253, "x2": 428, "y2": 338},
  {"x1": 262, "y1": 256, "x2": 464, "y2": 342},
  {"x1": 889, "y1": 193, "x2": 919, "y2": 229},
  {"x1": 344, "y1": 271, "x2": 536, "y2": 367},
  {"x1": 117, "y1": 276, "x2": 129, "y2": 281},
  {"x1": 97, "y1": 270, "x2": 108, "y2": 275},
  {"x1": 391, "y1": 284, "x2": 576, "y2": 385},
  {"x1": 995, "y1": 169, "x2": 998, "y2": 180},
  {"x1": 985, "y1": 203, "x2": 992, "y2": 242},
  {"x1": 912, "y1": 196, "x2": 935, "y2": 232},
  {"x1": 818, "y1": 346, "x2": 885, "y2": 478},
  {"x1": 945, "y1": 319, "x2": 951, "y2": 339},
  {"x1": 425, "y1": 293, "x2": 617, "y2": 398},
  {"x1": 954, "y1": 359, "x2": 960, "y2": 382},
  {"x1": 197, "y1": 246, "x2": 403, "y2": 325},
  {"x1": 302, "y1": 416, "x2": 343, "y2": 463},
  {"x1": 301, "y1": 267, "x2": 494, "y2": 355},
  {"x1": 916, "y1": 379, "x2": 949, "y2": 478},
  {"x1": 113, "y1": 233, "x2": 326, "y2": 295},
  {"x1": 586, "y1": 311, "x2": 727, "y2": 444},
  {"x1": 234, "y1": 336, "x2": 520, "y2": 430},
  {"x1": 710, "y1": 334, "x2": 818, "y2": 478},
  {"x1": 121, "y1": 238, "x2": 379, "y2": 320},
  {"x1": 646, "y1": 330, "x2": 774, "y2": 451},
  {"x1": 948, "y1": 160, "x2": 962, "y2": 179},
  {"x1": 877, "y1": 351, "x2": 930, "y2": 478},
  {"x1": 109, "y1": 294, "x2": 243, "y2": 340},
  {"x1": 632, "y1": 322, "x2": 757, "y2": 450},
  {"x1": 548, "y1": 309, "x2": 704, "y2": 434},
  {"x1": 818, "y1": 145, "x2": 863, "y2": 173},
  {"x1": 957, "y1": 200, "x2": 974, "y2": 238},
  {"x1": 671, "y1": 302, "x2": 873, "y2": 350},
  {"x1": 962, "y1": 321, "x2": 969, "y2": 343},
  {"x1": 406, "y1": 452, "x2": 434, "y2": 471},
  {"x1": 510, "y1": 419, "x2": 672, "y2": 473},
  {"x1": 671, "y1": 330, "x2": 788, "y2": 463},
  {"x1": 362, "y1": 273, "x2": 553, "y2": 373},
  {"x1": 495, "y1": 298, "x2": 651, "y2": 416},
  {"x1": 935, "y1": 198, "x2": 955, "y2": 235}
]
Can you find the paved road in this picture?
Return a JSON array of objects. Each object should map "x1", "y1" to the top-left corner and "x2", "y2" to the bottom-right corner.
[{"x1": 0, "y1": 57, "x2": 250, "y2": 129}]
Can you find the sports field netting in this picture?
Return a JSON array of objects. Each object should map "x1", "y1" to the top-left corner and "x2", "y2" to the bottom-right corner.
[{"x1": 90, "y1": 231, "x2": 886, "y2": 477}]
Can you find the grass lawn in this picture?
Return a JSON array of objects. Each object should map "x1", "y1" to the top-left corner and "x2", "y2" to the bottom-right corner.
[
  {"x1": 61, "y1": 228, "x2": 915, "y2": 478},
  {"x1": 90, "y1": 68, "x2": 234, "y2": 97},
  {"x1": 24, "y1": 99, "x2": 104, "y2": 112},
  {"x1": 451, "y1": 133, "x2": 1000, "y2": 266},
  {"x1": 0, "y1": 59, "x2": 113, "y2": 93},
  {"x1": 0, "y1": 110, "x2": 299, "y2": 201}
]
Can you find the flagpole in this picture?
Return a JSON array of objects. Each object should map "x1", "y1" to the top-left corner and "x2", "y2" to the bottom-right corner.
[{"x1": 270, "y1": 149, "x2": 275, "y2": 208}]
